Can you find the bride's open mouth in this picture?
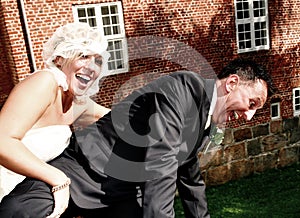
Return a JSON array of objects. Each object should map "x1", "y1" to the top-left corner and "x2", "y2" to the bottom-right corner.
[{"x1": 75, "y1": 73, "x2": 91, "y2": 85}]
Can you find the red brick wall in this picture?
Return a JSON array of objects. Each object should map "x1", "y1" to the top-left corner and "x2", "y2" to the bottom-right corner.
[
  {"x1": 0, "y1": 12, "x2": 13, "y2": 106},
  {"x1": 0, "y1": 0, "x2": 26, "y2": 107},
  {"x1": 2, "y1": 0, "x2": 299, "y2": 123}
]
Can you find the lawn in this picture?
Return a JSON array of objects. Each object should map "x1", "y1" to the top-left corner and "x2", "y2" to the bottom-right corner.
[{"x1": 175, "y1": 163, "x2": 300, "y2": 218}]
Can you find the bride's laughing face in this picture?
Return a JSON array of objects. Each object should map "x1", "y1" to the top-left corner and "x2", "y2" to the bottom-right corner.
[{"x1": 60, "y1": 54, "x2": 103, "y2": 97}]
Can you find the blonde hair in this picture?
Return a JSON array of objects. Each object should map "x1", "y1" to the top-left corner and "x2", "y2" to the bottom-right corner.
[{"x1": 43, "y1": 22, "x2": 110, "y2": 97}]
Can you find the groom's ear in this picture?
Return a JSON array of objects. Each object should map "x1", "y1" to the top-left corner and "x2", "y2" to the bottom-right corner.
[{"x1": 225, "y1": 74, "x2": 239, "y2": 93}]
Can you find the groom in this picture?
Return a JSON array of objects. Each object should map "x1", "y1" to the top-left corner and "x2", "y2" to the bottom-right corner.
[{"x1": 0, "y1": 58, "x2": 274, "y2": 218}]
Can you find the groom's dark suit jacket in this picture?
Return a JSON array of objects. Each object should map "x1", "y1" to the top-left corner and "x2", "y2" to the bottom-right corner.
[{"x1": 51, "y1": 71, "x2": 214, "y2": 218}]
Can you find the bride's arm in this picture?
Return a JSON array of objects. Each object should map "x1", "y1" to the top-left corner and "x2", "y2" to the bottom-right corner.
[{"x1": 0, "y1": 71, "x2": 70, "y2": 214}]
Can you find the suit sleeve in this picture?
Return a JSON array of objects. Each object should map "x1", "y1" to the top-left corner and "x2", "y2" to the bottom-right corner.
[
  {"x1": 142, "y1": 72, "x2": 211, "y2": 218},
  {"x1": 176, "y1": 155, "x2": 210, "y2": 218},
  {"x1": 174, "y1": 73, "x2": 212, "y2": 218},
  {"x1": 140, "y1": 74, "x2": 190, "y2": 218}
]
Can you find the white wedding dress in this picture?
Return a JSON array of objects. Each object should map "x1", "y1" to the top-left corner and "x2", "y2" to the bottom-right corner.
[{"x1": 0, "y1": 68, "x2": 72, "y2": 201}]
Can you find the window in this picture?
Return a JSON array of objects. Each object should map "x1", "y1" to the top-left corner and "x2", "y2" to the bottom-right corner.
[
  {"x1": 271, "y1": 102, "x2": 280, "y2": 120},
  {"x1": 293, "y1": 88, "x2": 300, "y2": 116},
  {"x1": 73, "y1": 2, "x2": 128, "y2": 75},
  {"x1": 234, "y1": 0, "x2": 269, "y2": 53}
]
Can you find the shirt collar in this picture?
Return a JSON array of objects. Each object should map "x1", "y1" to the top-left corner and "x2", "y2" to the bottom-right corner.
[{"x1": 205, "y1": 84, "x2": 217, "y2": 130}]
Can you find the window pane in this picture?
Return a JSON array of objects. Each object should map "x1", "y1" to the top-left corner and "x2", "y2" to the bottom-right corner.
[
  {"x1": 110, "y1": 52, "x2": 115, "y2": 59},
  {"x1": 87, "y1": 8, "x2": 95, "y2": 16},
  {"x1": 237, "y1": 11, "x2": 243, "y2": 19},
  {"x1": 116, "y1": 60, "x2": 123, "y2": 69},
  {"x1": 101, "y1": 6, "x2": 109, "y2": 15},
  {"x1": 296, "y1": 90, "x2": 300, "y2": 96},
  {"x1": 108, "y1": 62, "x2": 115, "y2": 70},
  {"x1": 246, "y1": 40, "x2": 251, "y2": 48},
  {"x1": 113, "y1": 26, "x2": 121, "y2": 34},
  {"x1": 77, "y1": 8, "x2": 86, "y2": 17},
  {"x1": 244, "y1": 11, "x2": 249, "y2": 18},
  {"x1": 262, "y1": 38, "x2": 267, "y2": 45},
  {"x1": 239, "y1": 33, "x2": 245, "y2": 40},
  {"x1": 255, "y1": 31, "x2": 260, "y2": 38},
  {"x1": 237, "y1": 2, "x2": 243, "y2": 10},
  {"x1": 255, "y1": 39, "x2": 261, "y2": 46},
  {"x1": 245, "y1": 23, "x2": 251, "y2": 31},
  {"x1": 79, "y1": 18, "x2": 87, "y2": 23},
  {"x1": 110, "y1": 5, "x2": 118, "y2": 14},
  {"x1": 104, "y1": 27, "x2": 112, "y2": 35},
  {"x1": 296, "y1": 105, "x2": 300, "y2": 111},
  {"x1": 116, "y1": 50, "x2": 122, "y2": 59},
  {"x1": 115, "y1": 41, "x2": 122, "y2": 49},
  {"x1": 271, "y1": 105, "x2": 278, "y2": 117},
  {"x1": 238, "y1": 24, "x2": 244, "y2": 32},
  {"x1": 111, "y1": 16, "x2": 119, "y2": 24},
  {"x1": 108, "y1": 41, "x2": 113, "y2": 48},
  {"x1": 245, "y1": 32, "x2": 251, "y2": 39},
  {"x1": 239, "y1": 41, "x2": 245, "y2": 49},
  {"x1": 260, "y1": 9, "x2": 266, "y2": 16},
  {"x1": 102, "y1": 17, "x2": 111, "y2": 25},
  {"x1": 243, "y1": 2, "x2": 249, "y2": 10},
  {"x1": 88, "y1": 18, "x2": 97, "y2": 27},
  {"x1": 296, "y1": 98, "x2": 300, "y2": 105}
]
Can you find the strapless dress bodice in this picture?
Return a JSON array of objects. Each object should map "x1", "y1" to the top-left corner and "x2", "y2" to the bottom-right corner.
[
  {"x1": 21, "y1": 125, "x2": 72, "y2": 162},
  {"x1": 0, "y1": 125, "x2": 72, "y2": 201}
]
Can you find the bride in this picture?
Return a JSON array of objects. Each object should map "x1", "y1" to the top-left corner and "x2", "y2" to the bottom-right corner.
[{"x1": 0, "y1": 22, "x2": 110, "y2": 218}]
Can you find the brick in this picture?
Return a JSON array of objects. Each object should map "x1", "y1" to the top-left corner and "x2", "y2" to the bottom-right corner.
[
  {"x1": 283, "y1": 117, "x2": 299, "y2": 131},
  {"x1": 262, "y1": 134, "x2": 288, "y2": 152},
  {"x1": 253, "y1": 153, "x2": 278, "y2": 173},
  {"x1": 230, "y1": 160, "x2": 254, "y2": 181},
  {"x1": 233, "y1": 128, "x2": 252, "y2": 142},
  {"x1": 252, "y1": 123, "x2": 269, "y2": 138},
  {"x1": 290, "y1": 127, "x2": 300, "y2": 143},
  {"x1": 278, "y1": 146, "x2": 299, "y2": 167},
  {"x1": 206, "y1": 165, "x2": 231, "y2": 186},
  {"x1": 247, "y1": 138, "x2": 262, "y2": 156},
  {"x1": 270, "y1": 120, "x2": 283, "y2": 134},
  {"x1": 222, "y1": 128, "x2": 234, "y2": 144},
  {"x1": 224, "y1": 143, "x2": 246, "y2": 162}
]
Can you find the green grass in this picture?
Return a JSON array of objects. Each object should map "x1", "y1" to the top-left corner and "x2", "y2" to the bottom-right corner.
[{"x1": 175, "y1": 163, "x2": 300, "y2": 218}]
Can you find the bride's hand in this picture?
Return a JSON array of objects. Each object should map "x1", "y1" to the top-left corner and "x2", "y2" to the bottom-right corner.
[{"x1": 46, "y1": 178, "x2": 71, "y2": 218}]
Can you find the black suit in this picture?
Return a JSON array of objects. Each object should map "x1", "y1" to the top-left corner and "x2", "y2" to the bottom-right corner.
[{"x1": 0, "y1": 71, "x2": 214, "y2": 218}]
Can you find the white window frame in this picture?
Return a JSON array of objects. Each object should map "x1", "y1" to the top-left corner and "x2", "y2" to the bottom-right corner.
[
  {"x1": 72, "y1": 1, "x2": 128, "y2": 76},
  {"x1": 234, "y1": 0, "x2": 270, "y2": 53},
  {"x1": 293, "y1": 88, "x2": 300, "y2": 116},
  {"x1": 270, "y1": 102, "x2": 280, "y2": 120}
]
